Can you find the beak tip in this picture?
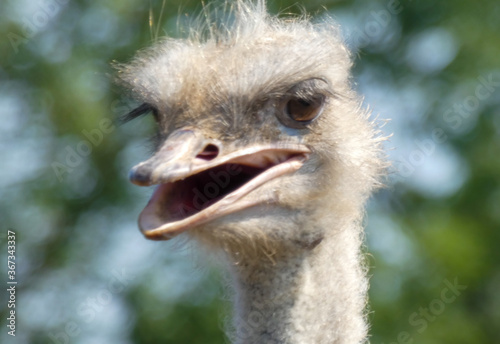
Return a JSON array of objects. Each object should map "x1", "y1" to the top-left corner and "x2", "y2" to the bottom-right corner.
[
  {"x1": 141, "y1": 230, "x2": 175, "y2": 241},
  {"x1": 129, "y1": 167, "x2": 152, "y2": 186}
]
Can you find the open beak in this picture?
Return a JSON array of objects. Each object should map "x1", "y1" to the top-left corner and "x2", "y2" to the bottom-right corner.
[{"x1": 129, "y1": 128, "x2": 310, "y2": 240}]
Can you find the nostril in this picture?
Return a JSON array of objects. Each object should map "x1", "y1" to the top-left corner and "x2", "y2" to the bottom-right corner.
[{"x1": 196, "y1": 144, "x2": 219, "y2": 161}]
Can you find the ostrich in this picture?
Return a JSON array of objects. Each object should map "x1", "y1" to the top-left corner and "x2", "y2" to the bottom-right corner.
[{"x1": 118, "y1": 1, "x2": 385, "y2": 343}]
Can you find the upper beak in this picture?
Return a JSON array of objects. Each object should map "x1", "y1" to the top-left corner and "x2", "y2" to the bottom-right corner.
[
  {"x1": 129, "y1": 128, "x2": 310, "y2": 240},
  {"x1": 129, "y1": 128, "x2": 221, "y2": 186}
]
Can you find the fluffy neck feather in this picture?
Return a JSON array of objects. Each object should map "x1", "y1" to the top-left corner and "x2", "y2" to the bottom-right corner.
[{"x1": 226, "y1": 221, "x2": 368, "y2": 344}]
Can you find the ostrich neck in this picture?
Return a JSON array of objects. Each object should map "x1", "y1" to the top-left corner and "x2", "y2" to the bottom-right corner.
[{"x1": 228, "y1": 225, "x2": 367, "y2": 344}]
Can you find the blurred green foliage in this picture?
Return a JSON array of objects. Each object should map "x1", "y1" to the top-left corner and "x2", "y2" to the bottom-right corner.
[{"x1": 0, "y1": 0, "x2": 499, "y2": 343}]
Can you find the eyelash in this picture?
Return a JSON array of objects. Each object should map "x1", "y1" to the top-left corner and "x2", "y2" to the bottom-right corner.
[{"x1": 122, "y1": 103, "x2": 158, "y2": 123}]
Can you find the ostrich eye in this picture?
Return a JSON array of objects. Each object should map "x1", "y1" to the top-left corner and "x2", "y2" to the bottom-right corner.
[
  {"x1": 277, "y1": 78, "x2": 329, "y2": 129},
  {"x1": 285, "y1": 95, "x2": 325, "y2": 123}
]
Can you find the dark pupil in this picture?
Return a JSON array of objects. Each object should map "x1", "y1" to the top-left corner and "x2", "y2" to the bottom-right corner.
[{"x1": 287, "y1": 98, "x2": 316, "y2": 122}]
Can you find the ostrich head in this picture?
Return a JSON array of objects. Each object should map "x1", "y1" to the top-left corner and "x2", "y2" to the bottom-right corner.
[{"x1": 118, "y1": 1, "x2": 384, "y2": 261}]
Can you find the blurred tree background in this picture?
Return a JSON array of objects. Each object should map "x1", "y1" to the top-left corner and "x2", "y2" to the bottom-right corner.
[{"x1": 1, "y1": 0, "x2": 499, "y2": 343}]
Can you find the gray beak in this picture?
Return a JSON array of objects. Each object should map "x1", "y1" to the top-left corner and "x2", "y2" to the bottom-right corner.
[{"x1": 129, "y1": 128, "x2": 221, "y2": 186}]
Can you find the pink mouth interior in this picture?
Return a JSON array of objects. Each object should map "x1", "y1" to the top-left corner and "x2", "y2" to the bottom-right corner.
[{"x1": 151, "y1": 163, "x2": 267, "y2": 223}]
